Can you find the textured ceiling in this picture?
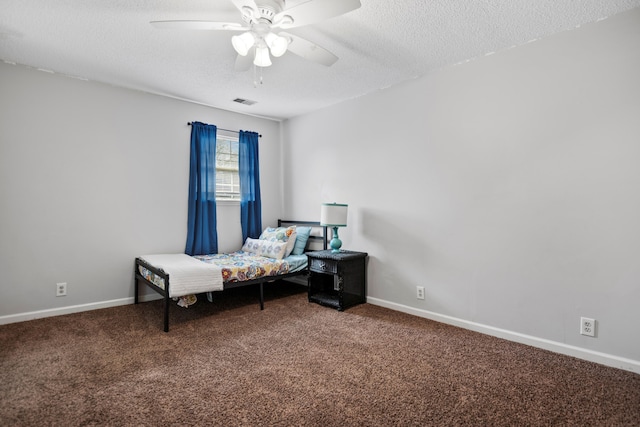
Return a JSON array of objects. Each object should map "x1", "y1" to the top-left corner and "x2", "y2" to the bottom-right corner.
[{"x1": 2, "y1": 0, "x2": 640, "y2": 121}]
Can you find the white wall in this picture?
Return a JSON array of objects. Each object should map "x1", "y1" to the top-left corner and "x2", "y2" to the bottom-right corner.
[
  {"x1": 282, "y1": 8, "x2": 640, "y2": 370},
  {"x1": 0, "y1": 62, "x2": 282, "y2": 318}
]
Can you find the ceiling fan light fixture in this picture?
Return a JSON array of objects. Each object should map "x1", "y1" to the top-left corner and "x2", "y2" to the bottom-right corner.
[
  {"x1": 254, "y1": 45, "x2": 272, "y2": 67},
  {"x1": 265, "y1": 32, "x2": 288, "y2": 57},
  {"x1": 232, "y1": 31, "x2": 255, "y2": 56}
]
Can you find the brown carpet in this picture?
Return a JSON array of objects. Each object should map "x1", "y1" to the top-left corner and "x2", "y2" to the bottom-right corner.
[{"x1": 1, "y1": 282, "x2": 639, "y2": 426}]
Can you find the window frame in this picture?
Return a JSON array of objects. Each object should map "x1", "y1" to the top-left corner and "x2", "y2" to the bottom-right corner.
[{"x1": 215, "y1": 131, "x2": 240, "y2": 202}]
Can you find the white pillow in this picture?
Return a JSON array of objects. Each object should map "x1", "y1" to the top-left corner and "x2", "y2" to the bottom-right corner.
[
  {"x1": 241, "y1": 238, "x2": 288, "y2": 260},
  {"x1": 258, "y1": 226, "x2": 297, "y2": 257}
]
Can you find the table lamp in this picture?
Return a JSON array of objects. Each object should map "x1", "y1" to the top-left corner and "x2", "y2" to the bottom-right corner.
[{"x1": 320, "y1": 203, "x2": 348, "y2": 253}]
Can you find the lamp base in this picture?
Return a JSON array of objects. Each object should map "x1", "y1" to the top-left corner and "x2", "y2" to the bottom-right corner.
[{"x1": 329, "y1": 226, "x2": 342, "y2": 253}]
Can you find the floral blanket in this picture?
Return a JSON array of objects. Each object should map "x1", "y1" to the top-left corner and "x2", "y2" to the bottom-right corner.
[{"x1": 193, "y1": 251, "x2": 290, "y2": 282}]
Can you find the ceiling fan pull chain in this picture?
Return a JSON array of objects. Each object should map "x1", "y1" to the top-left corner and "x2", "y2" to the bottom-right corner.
[
  {"x1": 252, "y1": 63, "x2": 265, "y2": 87},
  {"x1": 253, "y1": 63, "x2": 258, "y2": 87}
]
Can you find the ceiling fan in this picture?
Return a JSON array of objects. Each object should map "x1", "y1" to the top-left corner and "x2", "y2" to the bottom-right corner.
[{"x1": 151, "y1": 0, "x2": 361, "y2": 70}]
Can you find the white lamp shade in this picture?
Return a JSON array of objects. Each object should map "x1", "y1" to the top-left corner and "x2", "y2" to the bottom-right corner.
[
  {"x1": 254, "y1": 45, "x2": 272, "y2": 67},
  {"x1": 232, "y1": 32, "x2": 255, "y2": 56},
  {"x1": 320, "y1": 203, "x2": 348, "y2": 227},
  {"x1": 265, "y1": 32, "x2": 288, "y2": 57}
]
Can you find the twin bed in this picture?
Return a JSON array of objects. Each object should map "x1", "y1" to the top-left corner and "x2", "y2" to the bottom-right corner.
[{"x1": 135, "y1": 220, "x2": 327, "y2": 331}]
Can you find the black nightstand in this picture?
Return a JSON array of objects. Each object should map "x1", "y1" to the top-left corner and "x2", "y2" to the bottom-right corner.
[{"x1": 307, "y1": 250, "x2": 368, "y2": 311}]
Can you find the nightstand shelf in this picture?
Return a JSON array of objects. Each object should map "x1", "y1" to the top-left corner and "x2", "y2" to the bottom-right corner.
[
  {"x1": 307, "y1": 250, "x2": 368, "y2": 311},
  {"x1": 308, "y1": 291, "x2": 342, "y2": 309}
]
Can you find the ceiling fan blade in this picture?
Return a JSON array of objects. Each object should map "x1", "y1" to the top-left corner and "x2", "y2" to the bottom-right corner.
[
  {"x1": 235, "y1": 51, "x2": 253, "y2": 71},
  {"x1": 150, "y1": 20, "x2": 247, "y2": 31},
  {"x1": 274, "y1": 0, "x2": 361, "y2": 29},
  {"x1": 280, "y1": 32, "x2": 338, "y2": 67}
]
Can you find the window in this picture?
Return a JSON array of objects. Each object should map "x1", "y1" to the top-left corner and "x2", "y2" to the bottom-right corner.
[{"x1": 215, "y1": 134, "x2": 240, "y2": 201}]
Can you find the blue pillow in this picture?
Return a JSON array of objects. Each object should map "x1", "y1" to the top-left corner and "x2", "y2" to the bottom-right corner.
[{"x1": 291, "y1": 227, "x2": 312, "y2": 255}]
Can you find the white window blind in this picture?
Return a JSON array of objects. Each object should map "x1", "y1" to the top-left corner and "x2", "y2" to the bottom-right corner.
[{"x1": 215, "y1": 134, "x2": 240, "y2": 201}]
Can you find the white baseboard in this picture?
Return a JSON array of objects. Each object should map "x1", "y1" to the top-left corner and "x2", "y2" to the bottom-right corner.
[
  {"x1": 367, "y1": 296, "x2": 640, "y2": 374},
  {"x1": 0, "y1": 293, "x2": 162, "y2": 326}
]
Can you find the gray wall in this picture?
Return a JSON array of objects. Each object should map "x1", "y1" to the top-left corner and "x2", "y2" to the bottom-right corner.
[
  {"x1": 0, "y1": 62, "x2": 282, "y2": 317},
  {"x1": 282, "y1": 9, "x2": 640, "y2": 370}
]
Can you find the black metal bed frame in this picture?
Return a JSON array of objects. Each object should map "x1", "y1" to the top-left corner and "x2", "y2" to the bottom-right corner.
[{"x1": 134, "y1": 220, "x2": 327, "y2": 332}]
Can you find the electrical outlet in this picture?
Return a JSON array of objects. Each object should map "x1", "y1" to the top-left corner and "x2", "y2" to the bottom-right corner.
[
  {"x1": 580, "y1": 317, "x2": 596, "y2": 337},
  {"x1": 56, "y1": 282, "x2": 67, "y2": 297},
  {"x1": 416, "y1": 286, "x2": 425, "y2": 300}
]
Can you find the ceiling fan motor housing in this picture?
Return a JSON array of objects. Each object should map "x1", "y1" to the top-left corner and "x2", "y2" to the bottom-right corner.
[{"x1": 243, "y1": 0, "x2": 285, "y2": 24}]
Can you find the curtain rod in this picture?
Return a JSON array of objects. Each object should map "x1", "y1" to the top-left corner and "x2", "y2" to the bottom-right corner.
[{"x1": 187, "y1": 122, "x2": 262, "y2": 138}]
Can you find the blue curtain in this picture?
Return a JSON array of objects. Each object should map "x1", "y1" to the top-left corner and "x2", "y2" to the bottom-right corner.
[
  {"x1": 185, "y1": 122, "x2": 218, "y2": 255},
  {"x1": 239, "y1": 130, "x2": 262, "y2": 241}
]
